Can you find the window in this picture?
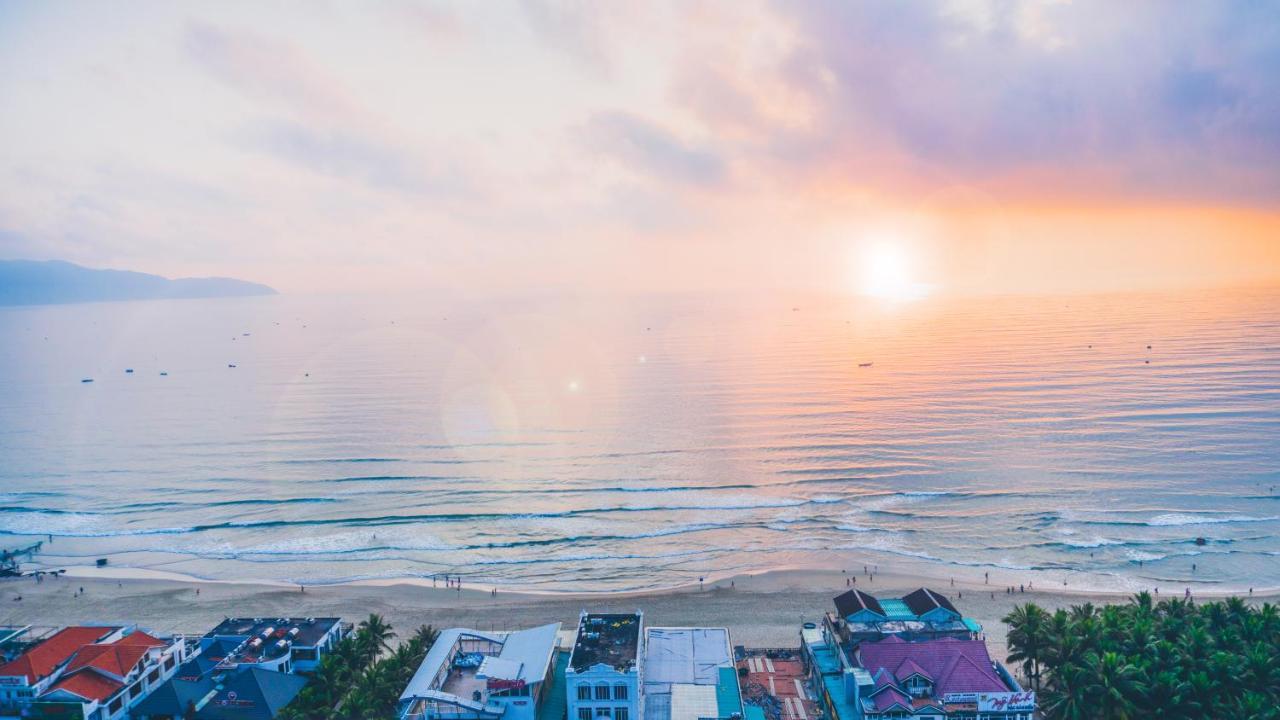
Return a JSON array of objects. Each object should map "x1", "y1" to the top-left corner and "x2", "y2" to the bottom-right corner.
[
  {"x1": 108, "y1": 697, "x2": 123, "y2": 714},
  {"x1": 129, "y1": 682, "x2": 142, "y2": 698},
  {"x1": 615, "y1": 708, "x2": 629, "y2": 720},
  {"x1": 577, "y1": 685, "x2": 592, "y2": 701},
  {"x1": 595, "y1": 684, "x2": 610, "y2": 700},
  {"x1": 595, "y1": 709, "x2": 612, "y2": 719},
  {"x1": 579, "y1": 710, "x2": 592, "y2": 720},
  {"x1": 613, "y1": 685, "x2": 628, "y2": 700},
  {"x1": 164, "y1": 656, "x2": 176, "y2": 670},
  {"x1": 147, "y1": 669, "x2": 160, "y2": 683}
]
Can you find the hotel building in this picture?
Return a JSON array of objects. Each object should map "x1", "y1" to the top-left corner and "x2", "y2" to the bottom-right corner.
[
  {"x1": 802, "y1": 590, "x2": 1033, "y2": 720},
  {"x1": 398, "y1": 623, "x2": 563, "y2": 720},
  {"x1": 566, "y1": 613, "x2": 643, "y2": 720},
  {"x1": 0, "y1": 625, "x2": 192, "y2": 720},
  {"x1": 199, "y1": 617, "x2": 345, "y2": 674}
]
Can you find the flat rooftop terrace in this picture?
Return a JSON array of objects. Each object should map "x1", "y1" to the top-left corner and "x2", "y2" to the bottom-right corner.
[
  {"x1": 205, "y1": 617, "x2": 339, "y2": 648},
  {"x1": 571, "y1": 614, "x2": 640, "y2": 673}
]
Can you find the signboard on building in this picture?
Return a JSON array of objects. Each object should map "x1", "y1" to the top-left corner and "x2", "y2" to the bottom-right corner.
[
  {"x1": 487, "y1": 678, "x2": 527, "y2": 691},
  {"x1": 0, "y1": 676, "x2": 24, "y2": 686},
  {"x1": 977, "y1": 692, "x2": 1035, "y2": 712}
]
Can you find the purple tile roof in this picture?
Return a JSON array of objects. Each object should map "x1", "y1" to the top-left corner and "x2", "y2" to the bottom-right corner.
[
  {"x1": 857, "y1": 637, "x2": 1007, "y2": 697},
  {"x1": 894, "y1": 658, "x2": 931, "y2": 681},
  {"x1": 871, "y1": 686, "x2": 912, "y2": 712}
]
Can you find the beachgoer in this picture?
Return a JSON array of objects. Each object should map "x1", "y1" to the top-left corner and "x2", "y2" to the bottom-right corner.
[{"x1": 984, "y1": 572, "x2": 988, "y2": 584}]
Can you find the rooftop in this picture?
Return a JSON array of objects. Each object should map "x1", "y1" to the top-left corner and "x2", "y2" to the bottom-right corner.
[
  {"x1": 205, "y1": 617, "x2": 339, "y2": 648},
  {"x1": 44, "y1": 669, "x2": 123, "y2": 702},
  {"x1": 832, "y1": 589, "x2": 960, "y2": 623},
  {"x1": 205, "y1": 617, "x2": 340, "y2": 666},
  {"x1": 400, "y1": 623, "x2": 562, "y2": 710},
  {"x1": 570, "y1": 613, "x2": 641, "y2": 673},
  {"x1": 833, "y1": 589, "x2": 885, "y2": 618},
  {"x1": 901, "y1": 588, "x2": 959, "y2": 618},
  {"x1": 643, "y1": 628, "x2": 737, "y2": 720},
  {"x1": 0, "y1": 626, "x2": 120, "y2": 684},
  {"x1": 856, "y1": 637, "x2": 1008, "y2": 698}
]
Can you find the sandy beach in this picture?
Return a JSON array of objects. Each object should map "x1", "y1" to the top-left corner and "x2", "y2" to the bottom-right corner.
[{"x1": 3, "y1": 567, "x2": 1274, "y2": 666}]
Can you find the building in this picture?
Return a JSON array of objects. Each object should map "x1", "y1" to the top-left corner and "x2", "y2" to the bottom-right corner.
[
  {"x1": 827, "y1": 589, "x2": 981, "y2": 645},
  {"x1": 195, "y1": 667, "x2": 308, "y2": 720},
  {"x1": 398, "y1": 623, "x2": 563, "y2": 720},
  {"x1": 200, "y1": 617, "x2": 345, "y2": 674},
  {"x1": 802, "y1": 611, "x2": 1033, "y2": 720},
  {"x1": 641, "y1": 628, "x2": 741, "y2": 720},
  {"x1": 565, "y1": 613, "x2": 642, "y2": 720},
  {"x1": 0, "y1": 626, "x2": 192, "y2": 720},
  {"x1": 0, "y1": 626, "x2": 122, "y2": 710},
  {"x1": 130, "y1": 657, "x2": 219, "y2": 720}
]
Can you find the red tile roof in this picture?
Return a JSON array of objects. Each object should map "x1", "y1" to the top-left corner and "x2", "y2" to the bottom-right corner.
[
  {"x1": 0, "y1": 627, "x2": 119, "y2": 684},
  {"x1": 65, "y1": 643, "x2": 150, "y2": 678},
  {"x1": 44, "y1": 670, "x2": 124, "y2": 702},
  {"x1": 116, "y1": 630, "x2": 166, "y2": 648}
]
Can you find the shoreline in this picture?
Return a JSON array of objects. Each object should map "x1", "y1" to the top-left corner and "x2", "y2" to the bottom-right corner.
[
  {"x1": 35, "y1": 553, "x2": 1280, "y2": 599},
  {"x1": 6, "y1": 567, "x2": 1276, "y2": 665}
]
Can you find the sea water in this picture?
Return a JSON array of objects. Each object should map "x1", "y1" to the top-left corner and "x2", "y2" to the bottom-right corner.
[{"x1": 1, "y1": 289, "x2": 1277, "y2": 592}]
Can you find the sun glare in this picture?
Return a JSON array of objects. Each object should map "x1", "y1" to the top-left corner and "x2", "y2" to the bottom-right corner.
[{"x1": 858, "y1": 237, "x2": 930, "y2": 300}]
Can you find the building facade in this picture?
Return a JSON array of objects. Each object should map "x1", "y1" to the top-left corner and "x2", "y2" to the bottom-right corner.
[
  {"x1": 398, "y1": 623, "x2": 563, "y2": 720},
  {"x1": 566, "y1": 613, "x2": 643, "y2": 720}
]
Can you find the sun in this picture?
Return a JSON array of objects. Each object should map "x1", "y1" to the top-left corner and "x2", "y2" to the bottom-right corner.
[{"x1": 857, "y1": 237, "x2": 930, "y2": 300}]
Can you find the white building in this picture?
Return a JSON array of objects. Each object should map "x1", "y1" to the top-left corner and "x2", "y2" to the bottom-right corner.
[
  {"x1": 0, "y1": 625, "x2": 192, "y2": 720},
  {"x1": 642, "y1": 628, "x2": 741, "y2": 720},
  {"x1": 566, "y1": 612, "x2": 643, "y2": 720},
  {"x1": 399, "y1": 623, "x2": 563, "y2": 720}
]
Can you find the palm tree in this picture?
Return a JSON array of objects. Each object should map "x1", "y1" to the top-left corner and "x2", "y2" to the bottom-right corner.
[
  {"x1": 1004, "y1": 603, "x2": 1050, "y2": 690},
  {"x1": 1083, "y1": 651, "x2": 1145, "y2": 720},
  {"x1": 358, "y1": 613, "x2": 396, "y2": 659}
]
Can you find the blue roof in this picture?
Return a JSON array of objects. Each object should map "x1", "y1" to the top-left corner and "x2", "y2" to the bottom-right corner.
[
  {"x1": 821, "y1": 674, "x2": 859, "y2": 720},
  {"x1": 197, "y1": 668, "x2": 307, "y2": 720},
  {"x1": 877, "y1": 599, "x2": 917, "y2": 622},
  {"x1": 715, "y1": 665, "x2": 742, "y2": 717},
  {"x1": 809, "y1": 642, "x2": 841, "y2": 676}
]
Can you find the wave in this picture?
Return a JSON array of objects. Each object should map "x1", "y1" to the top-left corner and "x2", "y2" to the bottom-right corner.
[
  {"x1": 275, "y1": 457, "x2": 402, "y2": 464},
  {"x1": 1071, "y1": 513, "x2": 1280, "y2": 527}
]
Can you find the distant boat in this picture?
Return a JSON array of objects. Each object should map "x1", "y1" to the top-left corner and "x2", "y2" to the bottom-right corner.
[
  {"x1": 159, "y1": 371, "x2": 168, "y2": 376},
  {"x1": 859, "y1": 362, "x2": 874, "y2": 368},
  {"x1": 125, "y1": 368, "x2": 134, "y2": 373},
  {"x1": 228, "y1": 363, "x2": 237, "y2": 368},
  {"x1": 81, "y1": 378, "x2": 94, "y2": 383}
]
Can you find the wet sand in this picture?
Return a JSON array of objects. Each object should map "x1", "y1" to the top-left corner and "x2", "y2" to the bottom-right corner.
[{"x1": 3, "y1": 567, "x2": 1273, "y2": 664}]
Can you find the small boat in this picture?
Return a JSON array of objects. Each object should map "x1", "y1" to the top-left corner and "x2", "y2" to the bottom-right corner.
[
  {"x1": 1194, "y1": 537, "x2": 1207, "y2": 546},
  {"x1": 859, "y1": 362, "x2": 873, "y2": 368},
  {"x1": 159, "y1": 371, "x2": 168, "y2": 376},
  {"x1": 95, "y1": 558, "x2": 108, "y2": 567},
  {"x1": 125, "y1": 368, "x2": 134, "y2": 374},
  {"x1": 228, "y1": 363, "x2": 237, "y2": 368},
  {"x1": 81, "y1": 378, "x2": 94, "y2": 383}
]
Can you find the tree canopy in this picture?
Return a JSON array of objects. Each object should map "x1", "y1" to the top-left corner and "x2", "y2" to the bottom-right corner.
[{"x1": 1004, "y1": 594, "x2": 1279, "y2": 720}]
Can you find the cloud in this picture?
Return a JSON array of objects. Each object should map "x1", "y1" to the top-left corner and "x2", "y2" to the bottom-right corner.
[
  {"x1": 232, "y1": 120, "x2": 462, "y2": 196},
  {"x1": 184, "y1": 21, "x2": 363, "y2": 126},
  {"x1": 738, "y1": 0, "x2": 1280, "y2": 203},
  {"x1": 584, "y1": 111, "x2": 725, "y2": 187}
]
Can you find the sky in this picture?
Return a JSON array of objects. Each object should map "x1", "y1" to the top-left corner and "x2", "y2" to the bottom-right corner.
[{"x1": 1, "y1": 0, "x2": 1279, "y2": 297}]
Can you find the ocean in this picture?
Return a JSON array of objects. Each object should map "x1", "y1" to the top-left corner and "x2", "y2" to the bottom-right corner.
[{"x1": 1, "y1": 289, "x2": 1278, "y2": 593}]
